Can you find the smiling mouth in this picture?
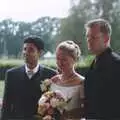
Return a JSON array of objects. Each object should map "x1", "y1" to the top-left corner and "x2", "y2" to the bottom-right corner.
[
  {"x1": 23, "y1": 56, "x2": 30, "y2": 60},
  {"x1": 24, "y1": 55, "x2": 30, "y2": 58}
]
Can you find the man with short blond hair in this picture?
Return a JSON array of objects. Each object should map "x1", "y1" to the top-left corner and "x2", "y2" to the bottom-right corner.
[{"x1": 84, "y1": 18, "x2": 120, "y2": 119}]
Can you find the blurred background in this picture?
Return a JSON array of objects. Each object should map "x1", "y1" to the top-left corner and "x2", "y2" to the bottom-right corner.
[
  {"x1": 0, "y1": 0, "x2": 120, "y2": 99},
  {"x1": 1, "y1": 0, "x2": 120, "y2": 60}
]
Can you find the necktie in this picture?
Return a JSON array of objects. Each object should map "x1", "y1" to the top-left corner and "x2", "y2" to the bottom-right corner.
[{"x1": 27, "y1": 70, "x2": 34, "y2": 79}]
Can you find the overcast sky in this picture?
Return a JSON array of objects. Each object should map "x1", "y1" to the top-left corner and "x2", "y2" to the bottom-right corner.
[{"x1": 0, "y1": 0, "x2": 70, "y2": 22}]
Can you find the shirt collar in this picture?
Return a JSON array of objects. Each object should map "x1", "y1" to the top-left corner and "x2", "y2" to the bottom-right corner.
[
  {"x1": 25, "y1": 63, "x2": 39, "y2": 74},
  {"x1": 96, "y1": 47, "x2": 112, "y2": 61}
]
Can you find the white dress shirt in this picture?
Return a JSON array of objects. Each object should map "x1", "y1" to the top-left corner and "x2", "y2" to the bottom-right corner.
[{"x1": 25, "y1": 63, "x2": 39, "y2": 79}]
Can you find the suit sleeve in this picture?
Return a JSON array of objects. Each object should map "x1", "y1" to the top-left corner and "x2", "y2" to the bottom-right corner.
[{"x1": 1, "y1": 71, "x2": 12, "y2": 120}]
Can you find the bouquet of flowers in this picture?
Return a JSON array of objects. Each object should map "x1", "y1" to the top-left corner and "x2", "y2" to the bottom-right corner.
[
  {"x1": 40, "y1": 79, "x2": 51, "y2": 92},
  {"x1": 37, "y1": 79, "x2": 71, "y2": 120}
]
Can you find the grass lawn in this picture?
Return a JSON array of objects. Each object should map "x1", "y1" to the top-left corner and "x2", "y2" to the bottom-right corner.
[{"x1": 0, "y1": 81, "x2": 4, "y2": 98}]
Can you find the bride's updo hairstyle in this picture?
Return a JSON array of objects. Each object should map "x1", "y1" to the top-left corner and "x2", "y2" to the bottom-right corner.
[{"x1": 56, "y1": 40, "x2": 81, "y2": 61}]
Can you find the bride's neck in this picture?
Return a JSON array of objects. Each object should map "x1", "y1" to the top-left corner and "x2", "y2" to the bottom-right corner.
[{"x1": 61, "y1": 70, "x2": 76, "y2": 80}]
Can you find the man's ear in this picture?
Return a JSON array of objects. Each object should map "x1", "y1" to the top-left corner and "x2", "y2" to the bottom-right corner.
[
  {"x1": 104, "y1": 34, "x2": 109, "y2": 45},
  {"x1": 39, "y1": 50, "x2": 44, "y2": 57}
]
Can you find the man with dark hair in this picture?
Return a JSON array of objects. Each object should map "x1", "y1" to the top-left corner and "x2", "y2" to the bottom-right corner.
[
  {"x1": 24, "y1": 36, "x2": 44, "y2": 50},
  {"x1": 1, "y1": 36, "x2": 57, "y2": 120},
  {"x1": 84, "y1": 18, "x2": 120, "y2": 119}
]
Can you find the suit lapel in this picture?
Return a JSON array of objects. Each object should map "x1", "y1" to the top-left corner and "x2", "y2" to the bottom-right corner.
[
  {"x1": 22, "y1": 64, "x2": 46, "y2": 83},
  {"x1": 21, "y1": 65, "x2": 30, "y2": 80},
  {"x1": 31, "y1": 65, "x2": 44, "y2": 81}
]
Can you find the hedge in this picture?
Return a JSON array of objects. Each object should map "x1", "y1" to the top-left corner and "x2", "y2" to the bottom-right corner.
[
  {"x1": 0, "y1": 56, "x2": 94, "y2": 80},
  {"x1": 0, "y1": 64, "x2": 90, "y2": 80}
]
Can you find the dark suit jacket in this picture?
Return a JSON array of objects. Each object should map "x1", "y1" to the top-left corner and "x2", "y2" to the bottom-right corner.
[
  {"x1": 1, "y1": 65, "x2": 56, "y2": 120},
  {"x1": 85, "y1": 48, "x2": 120, "y2": 119}
]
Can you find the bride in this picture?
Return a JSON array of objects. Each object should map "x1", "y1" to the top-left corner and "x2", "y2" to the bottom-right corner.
[{"x1": 50, "y1": 40, "x2": 85, "y2": 120}]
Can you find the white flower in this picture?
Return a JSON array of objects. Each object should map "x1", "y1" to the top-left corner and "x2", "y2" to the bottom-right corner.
[
  {"x1": 38, "y1": 102, "x2": 50, "y2": 116},
  {"x1": 38, "y1": 82, "x2": 72, "y2": 119},
  {"x1": 50, "y1": 98, "x2": 59, "y2": 108},
  {"x1": 44, "y1": 79, "x2": 51, "y2": 86},
  {"x1": 38, "y1": 96, "x2": 48, "y2": 104},
  {"x1": 40, "y1": 79, "x2": 51, "y2": 92},
  {"x1": 40, "y1": 84, "x2": 47, "y2": 92}
]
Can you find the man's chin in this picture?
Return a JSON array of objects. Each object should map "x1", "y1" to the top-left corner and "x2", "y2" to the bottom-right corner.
[{"x1": 88, "y1": 48, "x2": 93, "y2": 53}]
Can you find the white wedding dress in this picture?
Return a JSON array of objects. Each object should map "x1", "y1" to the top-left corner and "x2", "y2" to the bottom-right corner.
[{"x1": 50, "y1": 82, "x2": 84, "y2": 120}]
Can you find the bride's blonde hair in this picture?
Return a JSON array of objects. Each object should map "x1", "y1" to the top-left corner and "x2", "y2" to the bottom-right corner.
[{"x1": 56, "y1": 40, "x2": 81, "y2": 61}]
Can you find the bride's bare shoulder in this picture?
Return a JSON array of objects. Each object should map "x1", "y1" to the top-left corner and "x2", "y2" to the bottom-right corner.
[
  {"x1": 77, "y1": 73, "x2": 85, "y2": 81},
  {"x1": 74, "y1": 73, "x2": 85, "y2": 85}
]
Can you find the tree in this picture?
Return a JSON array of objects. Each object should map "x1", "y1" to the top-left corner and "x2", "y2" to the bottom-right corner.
[
  {"x1": 57, "y1": 0, "x2": 120, "y2": 54},
  {"x1": 57, "y1": 0, "x2": 95, "y2": 54},
  {"x1": 32, "y1": 17, "x2": 60, "y2": 52},
  {"x1": 0, "y1": 17, "x2": 60, "y2": 57}
]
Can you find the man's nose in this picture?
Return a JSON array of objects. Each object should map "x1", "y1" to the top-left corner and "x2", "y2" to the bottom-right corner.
[{"x1": 23, "y1": 50, "x2": 29, "y2": 55}]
